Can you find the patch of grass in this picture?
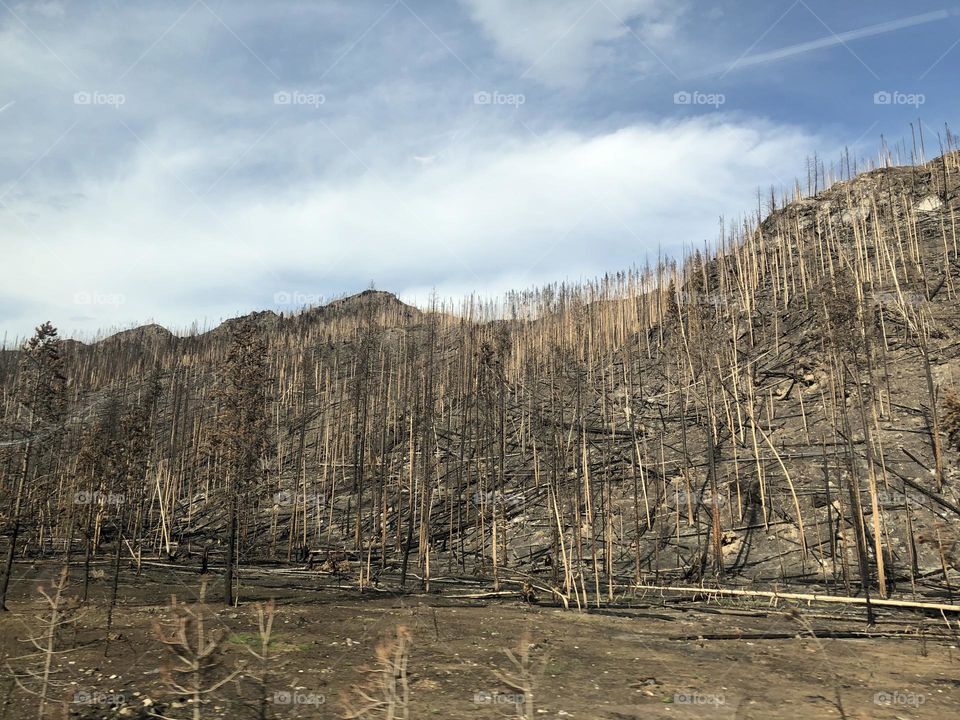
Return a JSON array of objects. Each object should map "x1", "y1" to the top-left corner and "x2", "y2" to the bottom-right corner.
[{"x1": 227, "y1": 632, "x2": 309, "y2": 652}]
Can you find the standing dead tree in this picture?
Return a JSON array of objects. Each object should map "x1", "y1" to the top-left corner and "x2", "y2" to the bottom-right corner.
[
  {"x1": 819, "y1": 273, "x2": 885, "y2": 606},
  {"x1": 944, "y1": 387, "x2": 960, "y2": 454},
  {"x1": 74, "y1": 397, "x2": 122, "y2": 603},
  {"x1": 105, "y1": 372, "x2": 163, "y2": 653},
  {"x1": 0, "y1": 323, "x2": 66, "y2": 611},
  {"x1": 216, "y1": 320, "x2": 271, "y2": 606}
]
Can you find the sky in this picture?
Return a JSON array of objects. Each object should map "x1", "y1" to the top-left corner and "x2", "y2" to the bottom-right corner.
[{"x1": 1, "y1": 0, "x2": 958, "y2": 340}]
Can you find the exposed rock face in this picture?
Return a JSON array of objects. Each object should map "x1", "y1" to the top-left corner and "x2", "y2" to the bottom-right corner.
[{"x1": 916, "y1": 195, "x2": 944, "y2": 213}]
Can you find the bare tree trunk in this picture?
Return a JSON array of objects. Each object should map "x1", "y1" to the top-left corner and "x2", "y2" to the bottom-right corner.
[
  {"x1": 225, "y1": 484, "x2": 237, "y2": 606},
  {"x1": 0, "y1": 442, "x2": 30, "y2": 610}
]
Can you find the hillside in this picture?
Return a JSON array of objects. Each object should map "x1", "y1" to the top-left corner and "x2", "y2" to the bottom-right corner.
[{"x1": 2, "y1": 153, "x2": 960, "y2": 609}]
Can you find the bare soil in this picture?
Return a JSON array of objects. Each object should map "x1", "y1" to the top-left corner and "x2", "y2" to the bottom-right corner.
[{"x1": 0, "y1": 561, "x2": 958, "y2": 720}]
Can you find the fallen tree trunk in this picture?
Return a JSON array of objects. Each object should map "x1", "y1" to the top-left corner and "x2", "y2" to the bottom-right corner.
[{"x1": 634, "y1": 584, "x2": 960, "y2": 613}]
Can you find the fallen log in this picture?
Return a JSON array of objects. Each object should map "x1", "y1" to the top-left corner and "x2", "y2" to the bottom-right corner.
[
  {"x1": 664, "y1": 630, "x2": 956, "y2": 641},
  {"x1": 634, "y1": 584, "x2": 960, "y2": 613},
  {"x1": 446, "y1": 590, "x2": 518, "y2": 599}
]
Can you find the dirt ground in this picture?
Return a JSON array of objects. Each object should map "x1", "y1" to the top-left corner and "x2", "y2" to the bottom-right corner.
[{"x1": 0, "y1": 561, "x2": 958, "y2": 720}]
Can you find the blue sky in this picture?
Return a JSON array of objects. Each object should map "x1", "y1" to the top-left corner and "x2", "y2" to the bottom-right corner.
[{"x1": 1, "y1": 0, "x2": 957, "y2": 339}]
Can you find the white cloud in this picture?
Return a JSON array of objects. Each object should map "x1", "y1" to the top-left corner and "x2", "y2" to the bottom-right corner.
[
  {"x1": 0, "y1": 1, "x2": 870, "y2": 342},
  {"x1": 459, "y1": 0, "x2": 680, "y2": 85},
  {"x1": 1, "y1": 116, "x2": 821, "y2": 339}
]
